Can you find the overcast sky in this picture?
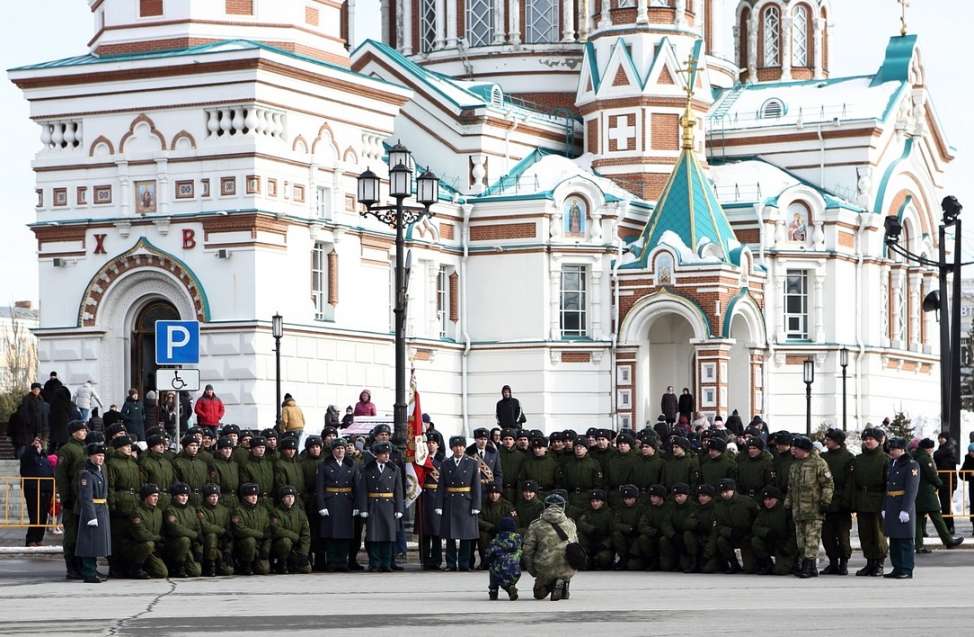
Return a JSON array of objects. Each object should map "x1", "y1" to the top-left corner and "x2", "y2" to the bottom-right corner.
[{"x1": 1, "y1": 1, "x2": 971, "y2": 305}]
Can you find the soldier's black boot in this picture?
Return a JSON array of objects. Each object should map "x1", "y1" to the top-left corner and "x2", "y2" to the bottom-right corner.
[
  {"x1": 273, "y1": 559, "x2": 288, "y2": 575},
  {"x1": 724, "y1": 557, "x2": 742, "y2": 574},
  {"x1": 65, "y1": 556, "x2": 83, "y2": 581},
  {"x1": 203, "y1": 560, "x2": 217, "y2": 577},
  {"x1": 870, "y1": 557, "x2": 885, "y2": 577},
  {"x1": 172, "y1": 563, "x2": 189, "y2": 578},
  {"x1": 808, "y1": 560, "x2": 818, "y2": 577},
  {"x1": 561, "y1": 581, "x2": 570, "y2": 600},
  {"x1": 488, "y1": 588, "x2": 499, "y2": 601},
  {"x1": 855, "y1": 559, "x2": 875, "y2": 576},
  {"x1": 836, "y1": 558, "x2": 849, "y2": 575},
  {"x1": 793, "y1": 558, "x2": 805, "y2": 578},
  {"x1": 756, "y1": 559, "x2": 774, "y2": 575},
  {"x1": 797, "y1": 559, "x2": 813, "y2": 579},
  {"x1": 550, "y1": 579, "x2": 566, "y2": 601},
  {"x1": 820, "y1": 558, "x2": 838, "y2": 575}
]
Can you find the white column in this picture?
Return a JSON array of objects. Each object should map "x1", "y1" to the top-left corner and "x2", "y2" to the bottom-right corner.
[
  {"x1": 774, "y1": 273, "x2": 785, "y2": 342},
  {"x1": 435, "y1": 0, "x2": 446, "y2": 49},
  {"x1": 428, "y1": 261, "x2": 439, "y2": 337},
  {"x1": 510, "y1": 0, "x2": 521, "y2": 44},
  {"x1": 348, "y1": 0, "x2": 358, "y2": 48},
  {"x1": 747, "y1": 14, "x2": 757, "y2": 79},
  {"x1": 117, "y1": 160, "x2": 131, "y2": 216},
  {"x1": 578, "y1": 0, "x2": 589, "y2": 42},
  {"x1": 156, "y1": 158, "x2": 169, "y2": 216},
  {"x1": 709, "y1": 0, "x2": 724, "y2": 56},
  {"x1": 909, "y1": 270, "x2": 922, "y2": 351},
  {"x1": 814, "y1": 271, "x2": 825, "y2": 343},
  {"x1": 402, "y1": 0, "x2": 414, "y2": 55},
  {"x1": 890, "y1": 268, "x2": 904, "y2": 348},
  {"x1": 381, "y1": 0, "x2": 392, "y2": 45},
  {"x1": 549, "y1": 259, "x2": 562, "y2": 340},
  {"x1": 494, "y1": 0, "x2": 506, "y2": 43},
  {"x1": 675, "y1": 0, "x2": 685, "y2": 27},
  {"x1": 447, "y1": 0, "x2": 458, "y2": 47},
  {"x1": 636, "y1": 0, "x2": 649, "y2": 26},
  {"x1": 591, "y1": 264, "x2": 603, "y2": 340},
  {"x1": 781, "y1": 13, "x2": 792, "y2": 80},
  {"x1": 562, "y1": 0, "x2": 576, "y2": 41},
  {"x1": 813, "y1": 16, "x2": 824, "y2": 79}
]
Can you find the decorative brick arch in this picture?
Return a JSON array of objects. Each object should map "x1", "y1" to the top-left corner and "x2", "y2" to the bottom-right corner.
[
  {"x1": 343, "y1": 146, "x2": 359, "y2": 164},
  {"x1": 88, "y1": 135, "x2": 115, "y2": 157},
  {"x1": 78, "y1": 238, "x2": 209, "y2": 327},
  {"x1": 292, "y1": 135, "x2": 309, "y2": 153},
  {"x1": 170, "y1": 130, "x2": 198, "y2": 150},
  {"x1": 119, "y1": 113, "x2": 166, "y2": 153},
  {"x1": 311, "y1": 123, "x2": 341, "y2": 160}
]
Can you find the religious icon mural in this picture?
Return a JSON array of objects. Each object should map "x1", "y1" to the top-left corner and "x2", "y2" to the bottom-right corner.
[
  {"x1": 135, "y1": 180, "x2": 157, "y2": 214},
  {"x1": 564, "y1": 196, "x2": 587, "y2": 237},
  {"x1": 787, "y1": 203, "x2": 808, "y2": 242},
  {"x1": 656, "y1": 253, "x2": 674, "y2": 286}
]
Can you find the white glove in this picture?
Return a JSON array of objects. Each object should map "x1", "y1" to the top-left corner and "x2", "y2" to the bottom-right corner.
[
  {"x1": 360, "y1": 512, "x2": 369, "y2": 518},
  {"x1": 352, "y1": 509, "x2": 359, "y2": 517},
  {"x1": 87, "y1": 519, "x2": 98, "y2": 527},
  {"x1": 434, "y1": 508, "x2": 442, "y2": 516},
  {"x1": 394, "y1": 512, "x2": 403, "y2": 519},
  {"x1": 881, "y1": 510, "x2": 886, "y2": 519},
  {"x1": 899, "y1": 511, "x2": 910, "y2": 523},
  {"x1": 319, "y1": 509, "x2": 329, "y2": 517},
  {"x1": 471, "y1": 509, "x2": 480, "y2": 515}
]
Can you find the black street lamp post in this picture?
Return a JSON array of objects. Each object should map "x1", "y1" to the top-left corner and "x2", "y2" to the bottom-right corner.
[
  {"x1": 884, "y1": 196, "x2": 963, "y2": 443},
  {"x1": 273, "y1": 313, "x2": 283, "y2": 429},
  {"x1": 357, "y1": 143, "x2": 439, "y2": 452},
  {"x1": 803, "y1": 358, "x2": 814, "y2": 436},
  {"x1": 839, "y1": 347, "x2": 849, "y2": 430}
]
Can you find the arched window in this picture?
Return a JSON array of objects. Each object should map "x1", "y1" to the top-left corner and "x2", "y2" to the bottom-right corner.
[
  {"x1": 420, "y1": 0, "x2": 436, "y2": 53},
  {"x1": 761, "y1": 98, "x2": 785, "y2": 119},
  {"x1": 491, "y1": 86, "x2": 504, "y2": 107},
  {"x1": 763, "y1": 6, "x2": 780, "y2": 67},
  {"x1": 466, "y1": 0, "x2": 494, "y2": 47},
  {"x1": 526, "y1": 0, "x2": 558, "y2": 44},
  {"x1": 650, "y1": 0, "x2": 671, "y2": 6},
  {"x1": 792, "y1": 5, "x2": 808, "y2": 66}
]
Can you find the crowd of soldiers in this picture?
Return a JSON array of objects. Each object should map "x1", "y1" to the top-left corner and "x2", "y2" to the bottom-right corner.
[{"x1": 52, "y1": 413, "x2": 962, "y2": 582}]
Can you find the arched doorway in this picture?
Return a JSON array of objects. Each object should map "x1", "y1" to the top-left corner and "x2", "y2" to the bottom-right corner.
[
  {"x1": 645, "y1": 313, "x2": 696, "y2": 423},
  {"x1": 728, "y1": 313, "x2": 754, "y2": 419},
  {"x1": 131, "y1": 300, "x2": 180, "y2": 397}
]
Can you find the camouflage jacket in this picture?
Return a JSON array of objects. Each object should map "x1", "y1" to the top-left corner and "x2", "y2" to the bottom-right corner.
[
  {"x1": 522, "y1": 506, "x2": 578, "y2": 582},
  {"x1": 783, "y1": 454, "x2": 834, "y2": 521}
]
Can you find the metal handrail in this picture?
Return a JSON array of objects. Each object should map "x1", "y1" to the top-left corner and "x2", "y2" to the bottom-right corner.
[{"x1": 0, "y1": 477, "x2": 57, "y2": 528}]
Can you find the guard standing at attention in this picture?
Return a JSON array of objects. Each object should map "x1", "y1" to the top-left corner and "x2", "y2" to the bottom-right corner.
[
  {"x1": 76, "y1": 443, "x2": 111, "y2": 583},
  {"x1": 882, "y1": 437, "x2": 920, "y2": 579}
]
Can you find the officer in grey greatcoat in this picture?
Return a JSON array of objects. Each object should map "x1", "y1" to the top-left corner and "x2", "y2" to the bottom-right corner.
[
  {"x1": 76, "y1": 443, "x2": 111, "y2": 583},
  {"x1": 355, "y1": 441, "x2": 404, "y2": 572},
  {"x1": 882, "y1": 437, "x2": 920, "y2": 579},
  {"x1": 435, "y1": 435, "x2": 482, "y2": 571},
  {"x1": 316, "y1": 437, "x2": 359, "y2": 571}
]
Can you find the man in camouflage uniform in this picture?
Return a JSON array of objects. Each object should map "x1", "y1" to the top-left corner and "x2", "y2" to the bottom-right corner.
[
  {"x1": 821, "y1": 428, "x2": 854, "y2": 575},
  {"x1": 574, "y1": 489, "x2": 614, "y2": 570},
  {"x1": 850, "y1": 427, "x2": 889, "y2": 576},
  {"x1": 783, "y1": 435, "x2": 834, "y2": 578},
  {"x1": 522, "y1": 493, "x2": 579, "y2": 601},
  {"x1": 751, "y1": 485, "x2": 796, "y2": 575},
  {"x1": 162, "y1": 482, "x2": 204, "y2": 578},
  {"x1": 197, "y1": 483, "x2": 234, "y2": 576}
]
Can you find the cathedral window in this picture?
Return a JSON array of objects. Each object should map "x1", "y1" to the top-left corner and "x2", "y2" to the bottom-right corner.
[
  {"x1": 466, "y1": 0, "x2": 494, "y2": 47},
  {"x1": 312, "y1": 241, "x2": 336, "y2": 321},
  {"x1": 761, "y1": 99, "x2": 785, "y2": 119},
  {"x1": 762, "y1": 6, "x2": 780, "y2": 67},
  {"x1": 421, "y1": 0, "x2": 437, "y2": 53},
  {"x1": 650, "y1": 0, "x2": 671, "y2": 6},
  {"x1": 792, "y1": 5, "x2": 809, "y2": 67},
  {"x1": 526, "y1": 0, "x2": 558, "y2": 44},
  {"x1": 618, "y1": 0, "x2": 636, "y2": 8},
  {"x1": 784, "y1": 269, "x2": 809, "y2": 340},
  {"x1": 561, "y1": 265, "x2": 588, "y2": 337}
]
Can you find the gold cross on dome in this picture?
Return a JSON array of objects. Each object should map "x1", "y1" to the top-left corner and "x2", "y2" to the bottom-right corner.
[
  {"x1": 675, "y1": 53, "x2": 698, "y2": 105},
  {"x1": 898, "y1": 0, "x2": 909, "y2": 36},
  {"x1": 676, "y1": 53, "x2": 699, "y2": 150}
]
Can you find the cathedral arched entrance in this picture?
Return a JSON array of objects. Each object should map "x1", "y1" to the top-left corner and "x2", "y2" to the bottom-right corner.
[
  {"x1": 131, "y1": 300, "x2": 180, "y2": 397},
  {"x1": 727, "y1": 312, "x2": 753, "y2": 419},
  {"x1": 644, "y1": 313, "x2": 697, "y2": 422}
]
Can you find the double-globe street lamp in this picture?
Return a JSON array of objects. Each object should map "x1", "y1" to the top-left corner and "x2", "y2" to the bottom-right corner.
[
  {"x1": 803, "y1": 358, "x2": 814, "y2": 436},
  {"x1": 357, "y1": 143, "x2": 439, "y2": 452},
  {"x1": 884, "y1": 196, "x2": 962, "y2": 443},
  {"x1": 839, "y1": 346, "x2": 849, "y2": 430}
]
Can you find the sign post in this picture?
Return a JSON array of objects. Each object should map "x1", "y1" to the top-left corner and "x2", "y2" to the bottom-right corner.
[{"x1": 155, "y1": 320, "x2": 201, "y2": 444}]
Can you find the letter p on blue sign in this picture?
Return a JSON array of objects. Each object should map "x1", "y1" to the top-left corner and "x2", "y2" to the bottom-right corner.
[{"x1": 155, "y1": 320, "x2": 201, "y2": 365}]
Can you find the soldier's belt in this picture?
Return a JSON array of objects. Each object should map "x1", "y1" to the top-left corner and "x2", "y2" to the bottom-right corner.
[
  {"x1": 423, "y1": 484, "x2": 438, "y2": 490},
  {"x1": 446, "y1": 487, "x2": 471, "y2": 493},
  {"x1": 481, "y1": 479, "x2": 491, "y2": 483},
  {"x1": 887, "y1": 490, "x2": 905, "y2": 497},
  {"x1": 860, "y1": 487, "x2": 883, "y2": 493},
  {"x1": 746, "y1": 490, "x2": 757, "y2": 496},
  {"x1": 92, "y1": 499, "x2": 107, "y2": 504},
  {"x1": 326, "y1": 487, "x2": 352, "y2": 493},
  {"x1": 115, "y1": 488, "x2": 137, "y2": 494},
  {"x1": 368, "y1": 492, "x2": 395, "y2": 498}
]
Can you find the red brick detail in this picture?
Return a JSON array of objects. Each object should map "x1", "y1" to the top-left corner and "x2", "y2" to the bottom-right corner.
[
  {"x1": 306, "y1": 6, "x2": 320, "y2": 26},
  {"x1": 648, "y1": 7, "x2": 675, "y2": 23},
  {"x1": 651, "y1": 113, "x2": 679, "y2": 151},
  {"x1": 838, "y1": 230, "x2": 855, "y2": 248},
  {"x1": 506, "y1": 92, "x2": 579, "y2": 114},
  {"x1": 785, "y1": 355, "x2": 810, "y2": 365},
  {"x1": 140, "y1": 0, "x2": 163, "y2": 17},
  {"x1": 449, "y1": 272, "x2": 459, "y2": 322},
  {"x1": 469, "y1": 223, "x2": 536, "y2": 241},
  {"x1": 226, "y1": 0, "x2": 254, "y2": 15},
  {"x1": 439, "y1": 223, "x2": 455, "y2": 240},
  {"x1": 612, "y1": 66, "x2": 630, "y2": 87},
  {"x1": 328, "y1": 250, "x2": 338, "y2": 307},
  {"x1": 735, "y1": 228, "x2": 760, "y2": 244},
  {"x1": 414, "y1": 350, "x2": 431, "y2": 362},
  {"x1": 561, "y1": 352, "x2": 591, "y2": 364},
  {"x1": 587, "y1": 119, "x2": 599, "y2": 155},
  {"x1": 658, "y1": 66, "x2": 675, "y2": 85}
]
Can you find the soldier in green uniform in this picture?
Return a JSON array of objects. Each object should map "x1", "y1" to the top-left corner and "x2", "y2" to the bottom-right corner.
[
  {"x1": 631, "y1": 437, "x2": 665, "y2": 495},
  {"x1": 713, "y1": 478, "x2": 760, "y2": 574},
  {"x1": 274, "y1": 437, "x2": 306, "y2": 499},
  {"x1": 821, "y1": 428, "x2": 855, "y2": 575},
  {"x1": 478, "y1": 483, "x2": 516, "y2": 567},
  {"x1": 636, "y1": 484, "x2": 671, "y2": 571},
  {"x1": 611, "y1": 484, "x2": 646, "y2": 570},
  {"x1": 55, "y1": 420, "x2": 89, "y2": 580},
  {"x1": 574, "y1": 489, "x2": 614, "y2": 570},
  {"x1": 684, "y1": 483, "x2": 719, "y2": 573},
  {"x1": 105, "y1": 435, "x2": 143, "y2": 577},
  {"x1": 232, "y1": 482, "x2": 272, "y2": 575},
  {"x1": 751, "y1": 485, "x2": 797, "y2": 575},
  {"x1": 261, "y1": 428, "x2": 280, "y2": 463},
  {"x1": 660, "y1": 437, "x2": 699, "y2": 495},
  {"x1": 913, "y1": 438, "x2": 964, "y2": 552},
  {"x1": 118, "y1": 483, "x2": 167, "y2": 579},
  {"x1": 772, "y1": 432, "x2": 797, "y2": 497},
  {"x1": 239, "y1": 436, "x2": 275, "y2": 509},
  {"x1": 850, "y1": 427, "x2": 889, "y2": 576},
  {"x1": 784, "y1": 435, "x2": 834, "y2": 578},
  {"x1": 514, "y1": 480, "x2": 545, "y2": 534},
  {"x1": 299, "y1": 435, "x2": 326, "y2": 569},
  {"x1": 497, "y1": 429, "x2": 525, "y2": 505},
  {"x1": 518, "y1": 438, "x2": 563, "y2": 500},
  {"x1": 209, "y1": 436, "x2": 241, "y2": 510},
  {"x1": 162, "y1": 482, "x2": 204, "y2": 578},
  {"x1": 700, "y1": 437, "x2": 737, "y2": 490},
  {"x1": 139, "y1": 434, "x2": 176, "y2": 511},
  {"x1": 172, "y1": 435, "x2": 209, "y2": 508},
  {"x1": 737, "y1": 437, "x2": 775, "y2": 498},
  {"x1": 232, "y1": 430, "x2": 253, "y2": 468},
  {"x1": 561, "y1": 437, "x2": 604, "y2": 510},
  {"x1": 588, "y1": 430, "x2": 617, "y2": 473},
  {"x1": 659, "y1": 482, "x2": 696, "y2": 572},
  {"x1": 601, "y1": 433, "x2": 635, "y2": 510},
  {"x1": 198, "y1": 483, "x2": 234, "y2": 576},
  {"x1": 270, "y1": 485, "x2": 312, "y2": 574}
]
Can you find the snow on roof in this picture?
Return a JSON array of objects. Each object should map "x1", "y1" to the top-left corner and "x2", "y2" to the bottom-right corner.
[
  {"x1": 479, "y1": 151, "x2": 633, "y2": 200},
  {"x1": 709, "y1": 159, "x2": 800, "y2": 204},
  {"x1": 709, "y1": 76, "x2": 904, "y2": 132}
]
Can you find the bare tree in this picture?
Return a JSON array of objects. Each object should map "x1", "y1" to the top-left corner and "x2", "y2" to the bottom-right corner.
[{"x1": 1, "y1": 306, "x2": 38, "y2": 391}]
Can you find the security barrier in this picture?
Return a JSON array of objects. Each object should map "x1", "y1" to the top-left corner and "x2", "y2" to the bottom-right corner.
[{"x1": 0, "y1": 477, "x2": 58, "y2": 528}]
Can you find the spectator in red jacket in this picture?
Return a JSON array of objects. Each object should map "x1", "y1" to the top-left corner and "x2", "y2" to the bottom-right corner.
[
  {"x1": 194, "y1": 384, "x2": 225, "y2": 437},
  {"x1": 352, "y1": 390, "x2": 377, "y2": 417}
]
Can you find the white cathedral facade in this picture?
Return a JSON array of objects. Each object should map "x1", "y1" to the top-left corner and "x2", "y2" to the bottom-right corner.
[{"x1": 9, "y1": 0, "x2": 954, "y2": 437}]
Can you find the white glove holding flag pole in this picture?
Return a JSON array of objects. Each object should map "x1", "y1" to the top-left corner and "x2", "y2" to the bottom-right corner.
[{"x1": 352, "y1": 509, "x2": 359, "y2": 516}]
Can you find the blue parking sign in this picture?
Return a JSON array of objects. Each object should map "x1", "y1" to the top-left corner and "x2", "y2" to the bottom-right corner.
[{"x1": 155, "y1": 320, "x2": 201, "y2": 365}]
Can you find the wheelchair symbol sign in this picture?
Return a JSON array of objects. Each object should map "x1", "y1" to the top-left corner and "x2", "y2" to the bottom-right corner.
[{"x1": 156, "y1": 369, "x2": 200, "y2": 392}]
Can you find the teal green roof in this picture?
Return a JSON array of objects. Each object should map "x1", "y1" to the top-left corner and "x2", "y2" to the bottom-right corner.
[
  {"x1": 629, "y1": 148, "x2": 738, "y2": 267},
  {"x1": 871, "y1": 35, "x2": 918, "y2": 86}
]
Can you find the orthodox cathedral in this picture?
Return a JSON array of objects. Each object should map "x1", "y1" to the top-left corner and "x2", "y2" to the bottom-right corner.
[{"x1": 9, "y1": 0, "x2": 953, "y2": 435}]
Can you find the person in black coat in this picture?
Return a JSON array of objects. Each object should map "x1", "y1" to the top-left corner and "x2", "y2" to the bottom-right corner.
[
  {"x1": 677, "y1": 388, "x2": 695, "y2": 423},
  {"x1": 76, "y1": 443, "x2": 111, "y2": 583},
  {"x1": 495, "y1": 386, "x2": 526, "y2": 429},
  {"x1": 660, "y1": 386, "x2": 678, "y2": 425},
  {"x1": 315, "y1": 437, "x2": 359, "y2": 572},
  {"x1": 20, "y1": 438, "x2": 55, "y2": 547},
  {"x1": 883, "y1": 437, "x2": 919, "y2": 579},
  {"x1": 933, "y1": 432, "x2": 959, "y2": 533},
  {"x1": 49, "y1": 385, "x2": 75, "y2": 454}
]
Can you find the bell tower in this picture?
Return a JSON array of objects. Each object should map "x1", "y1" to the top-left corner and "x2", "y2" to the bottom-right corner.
[{"x1": 734, "y1": 0, "x2": 831, "y2": 83}]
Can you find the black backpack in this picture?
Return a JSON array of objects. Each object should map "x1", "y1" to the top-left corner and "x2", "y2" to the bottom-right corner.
[{"x1": 548, "y1": 521, "x2": 586, "y2": 570}]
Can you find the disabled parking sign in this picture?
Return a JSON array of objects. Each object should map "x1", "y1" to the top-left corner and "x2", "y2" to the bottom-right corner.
[{"x1": 155, "y1": 320, "x2": 200, "y2": 365}]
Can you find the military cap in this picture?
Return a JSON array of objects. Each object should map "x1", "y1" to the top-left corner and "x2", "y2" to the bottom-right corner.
[
  {"x1": 331, "y1": 437, "x2": 348, "y2": 450},
  {"x1": 760, "y1": 486, "x2": 781, "y2": 500},
  {"x1": 30, "y1": 382, "x2": 42, "y2": 390},
  {"x1": 791, "y1": 436, "x2": 813, "y2": 452},
  {"x1": 549, "y1": 431, "x2": 564, "y2": 442},
  {"x1": 744, "y1": 426, "x2": 763, "y2": 439},
  {"x1": 573, "y1": 436, "x2": 589, "y2": 448},
  {"x1": 648, "y1": 484, "x2": 668, "y2": 499},
  {"x1": 585, "y1": 427, "x2": 599, "y2": 438},
  {"x1": 240, "y1": 483, "x2": 260, "y2": 497},
  {"x1": 321, "y1": 427, "x2": 338, "y2": 438},
  {"x1": 426, "y1": 431, "x2": 444, "y2": 446},
  {"x1": 696, "y1": 484, "x2": 716, "y2": 497},
  {"x1": 372, "y1": 441, "x2": 393, "y2": 455},
  {"x1": 529, "y1": 429, "x2": 545, "y2": 439},
  {"x1": 85, "y1": 431, "x2": 106, "y2": 445},
  {"x1": 111, "y1": 435, "x2": 133, "y2": 449},
  {"x1": 485, "y1": 483, "x2": 502, "y2": 494},
  {"x1": 824, "y1": 428, "x2": 847, "y2": 445},
  {"x1": 710, "y1": 429, "x2": 729, "y2": 441},
  {"x1": 887, "y1": 436, "x2": 908, "y2": 450},
  {"x1": 543, "y1": 493, "x2": 566, "y2": 508},
  {"x1": 708, "y1": 437, "x2": 727, "y2": 453},
  {"x1": 589, "y1": 489, "x2": 606, "y2": 501},
  {"x1": 145, "y1": 426, "x2": 166, "y2": 438},
  {"x1": 617, "y1": 433, "x2": 635, "y2": 446},
  {"x1": 169, "y1": 482, "x2": 191, "y2": 496},
  {"x1": 746, "y1": 437, "x2": 766, "y2": 451},
  {"x1": 146, "y1": 434, "x2": 167, "y2": 448},
  {"x1": 180, "y1": 434, "x2": 198, "y2": 447},
  {"x1": 772, "y1": 431, "x2": 793, "y2": 446},
  {"x1": 305, "y1": 435, "x2": 324, "y2": 449},
  {"x1": 201, "y1": 429, "x2": 215, "y2": 439},
  {"x1": 250, "y1": 436, "x2": 268, "y2": 448},
  {"x1": 221, "y1": 424, "x2": 241, "y2": 437},
  {"x1": 531, "y1": 436, "x2": 549, "y2": 448},
  {"x1": 202, "y1": 483, "x2": 221, "y2": 497},
  {"x1": 280, "y1": 437, "x2": 298, "y2": 451},
  {"x1": 521, "y1": 480, "x2": 539, "y2": 492},
  {"x1": 862, "y1": 427, "x2": 886, "y2": 441},
  {"x1": 671, "y1": 483, "x2": 690, "y2": 496},
  {"x1": 67, "y1": 420, "x2": 88, "y2": 434},
  {"x1": 619, "y1": 484, "x2": 639, "y2": 499},
  {"x1": 515, "y1": 430, "x2": 531, "y2": 440},
  {"x1": 672, "y1": 436, "x2": 691, "y2": 451},
  {"x1": 717, "y1": 478, "x2": 736, "y2": 492},
  {"x1": 473, "y1": 427, "x2": 490, "y2": 439},
  {"x1": 239, "y1": 429, "x2": 254, "y2": 440},
  {"x1": 217, "y1": 436, "x2": 234, "y2": 450},
  {"x1": 640, "y1": 437, "x2": 659, "y2": 449},
  {"x1": 449, "y1": 435, "x2": 467, "y2": 448},
  {"x1": 140, "y1": 483, "x2": 161, "y2": 499},
  {"x1": 373, "y1": 424, "x2": 392, "y2": 436},
  {"x1": 260, "y1": 428, "x2": 279, "y2": 440},
  {"x1": 563, "y1": 429, "x2": 578, "y2": 440},
  {"x1": 500, "y1": 428, "x2": 517, "y2": 440},
  {"x1": 919, "y1": 438, "x2": 936, "y2": 449},
  {"x1": 279, "y1": 485, "x2": 298, "y2": 498},
  {"x1": 86, "y1": 442, "x2": 107, "y2": 456},
  {"x1": 185, "y1": 425, "x2": 203, "y2": 437},
  {"x1": 104, "y1": 423, "x2": 127, "y2": 438}
]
